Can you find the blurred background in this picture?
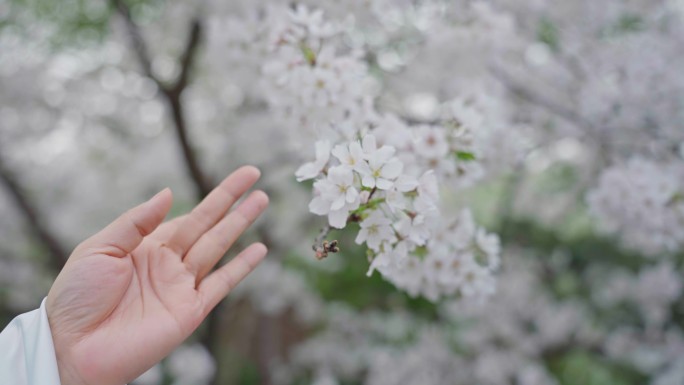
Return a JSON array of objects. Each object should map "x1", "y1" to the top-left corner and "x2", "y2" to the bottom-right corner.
[{"x1": 1, "y1": 0, "x2": 684, "y2": 384}]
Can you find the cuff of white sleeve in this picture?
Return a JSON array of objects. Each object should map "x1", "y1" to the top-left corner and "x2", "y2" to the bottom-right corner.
[{"x1": 0, "y1": 298, "x2": 62, "y2": 385}]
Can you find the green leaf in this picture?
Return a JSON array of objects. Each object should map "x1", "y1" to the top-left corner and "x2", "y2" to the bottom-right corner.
[
  {"x1": 668, "y1": 192, "x2": 684, "y2": 206},
  {"x1": 350, "y1": 198, "x2": 386, "y2": 216},
  {"x1": 616, "y1": 14, "x2": 644, "y2": 33},
  {"x1": 456, "y1": 151, "x2": 476, "y2": 161},
  {"x1": 537, "y1": 18, "x2": 560, "y2": 51},
  {"x1": 549, "y1": 350, "x2": 645, "y2": 385},
  {"x1": 300, "y1": 43, "x2": 317, "y2": 66}
]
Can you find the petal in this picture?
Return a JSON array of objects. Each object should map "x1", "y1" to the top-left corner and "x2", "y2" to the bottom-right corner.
[
  {"x1": 381, "y1": 158, "x2": 403, "y2": 179},
  {"x1": 329, "y1": 209, "x2": 349, "y2": 228},
  {"x1": 309, "y1": 196, "x2": 330, "y2": 215},
  {"x1": 314, "y1": 140, "x2": 331, "y2": 164},
  {"x1": 331, "y1": 195, "x2": 346, "y2": 211},
  {"x1": 333, "y1": 166, "x2": 354, "y2": 186},
  {"x1": 376, "y1": 146, "x2": 396, "y2": 162},
  {"x1": 346, "y1": 188, "x2": 358, "y2": 203},
  {"x1": 341, "y1": 168, "x2": 354, "y2": 185},
  {"x1": 327, "y1": 166, "x2": 346, "y2": 183},
  {"x1": 355, "y1": 160, "x2": 372, "y2": 176},
  {"x1": 295, "y1": 163, "x2": 318, "y2": 181},
  {"x1": 349, "y1": 141, "x2": 364, "y2": 160},
  {"x1": 366, "y1": 252, "x2": 390, "y2": 277},
  {"x1": 376, "y1": 178, "x2": 393, "y2": 190},
  {"x1": 359, "y1": 190, "x2": 371, "y2": 204},
  {"x1": 346, "y1": 195, "x2": 361, "y2": 211},
  {"x1": 331, "y1": 144, "x2": 349, "y2": 164},
  {"x1": 355, "y1": 228, "x2": 368, "y2": 245},
  {"x1": 362, "y1": 134, "x2": 377, "y2": 154},
  {"x1": 315, "y1": 179, "x2": 336, "y2": 197},
  {"x1": 418, "y1": 170, "x2": 439, "y2": 201},
  {"x1": 395, "y1": 175, "x2": 419, "y2": 192},
  {"x1": 362, "y1": 175, "x2": 376, "y2": 188},
  {"x1": 385, "y1": 193, "x2": 406, "y2": 212},
  {"x1": 367, "y1": 235, "x2": 381, "y2": 251}
]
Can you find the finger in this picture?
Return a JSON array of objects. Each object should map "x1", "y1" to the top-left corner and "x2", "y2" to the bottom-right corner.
[
  {"x1": 148, "y1": 215, "x2": 187, "y2": 243},
  {"x1": 79, "y1": 188, "x2": 173, "y2": 258},
  {"x1": 198, "y1": 243, "x2": 267, "y2": 315},
  {"x1": 166, "y1": 166, "x2": 261, "y2": 256},
  {"x1": 185, "y1": 190, "x2": 269, "y2": 280}
]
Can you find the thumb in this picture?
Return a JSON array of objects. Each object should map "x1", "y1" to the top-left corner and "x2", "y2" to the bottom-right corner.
[{"x1": 79, "y1": 188, "x2": 173, "y2": 258}]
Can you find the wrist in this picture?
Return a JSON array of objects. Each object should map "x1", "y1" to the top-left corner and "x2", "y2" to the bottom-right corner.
[
  {"x1": 56, "y1": 353, "x2": 88, "y2": 385},
  {"x1": 51, "y1": 331, "x2": 91, "y2": 385},
  {"x1": 47, "y1": 307, "x2": 89, "y2": 385}
]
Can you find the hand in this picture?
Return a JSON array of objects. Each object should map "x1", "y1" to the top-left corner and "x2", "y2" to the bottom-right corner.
[{"x1": 46, "y1": 166, "x2": 269, "y2": 385}]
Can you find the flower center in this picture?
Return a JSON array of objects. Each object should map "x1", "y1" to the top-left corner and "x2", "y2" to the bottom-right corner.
[{"x1": 368, "y1": 224, "x2": 379, "y2": 235}]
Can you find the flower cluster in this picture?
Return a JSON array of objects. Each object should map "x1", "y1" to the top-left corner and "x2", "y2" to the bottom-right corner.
[
  {"x1": 297, "y1": 132, "x2": 500, "y2": 301},
  {"x1": 372, "y1": 101, "x2": 487, "y2": 188},
  {"x1": 298, "y1": 134, "x2": 421, "y2": 227},
  {"x1": 378, "y1": 209, "x2": 500, "y2": 302},
  {"x1": 593, "y1": 261, "x2": 683, "y2": 330},
  {"x1": 270, "y1": 5, "x2": 502, "y2": 301},
  {"x1": 587, "y1": 158, "x2": 684, "y2": 256},
  {"x1": 261, "y1": 6, "x2": 369, "y2": 133}
]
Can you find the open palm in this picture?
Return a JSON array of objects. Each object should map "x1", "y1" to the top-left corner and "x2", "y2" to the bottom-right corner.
[{"x1": 46, "y1": 166, "x2": 269, "y2": 385}]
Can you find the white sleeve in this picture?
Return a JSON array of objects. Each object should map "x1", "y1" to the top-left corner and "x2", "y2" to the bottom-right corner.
[{"x1": 0, "y1": 298, "x2": 62, "y2": 385}]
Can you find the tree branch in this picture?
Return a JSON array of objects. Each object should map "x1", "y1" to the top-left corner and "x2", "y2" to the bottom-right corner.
[
  {"x1": 111, "y1": 0, "x2": 212, "y2": 200},
  {"x1": 164, "y1": 91, "x2": 213, "y2": 200},
  {"x1": 171, "y1": 19, "x2": 201, "y2": 96},
  {"x1": 111, "y1": 0, "x2": 157, "y2": 82},
  {"x1": 0, "y1": 156, "x2": 68, "y2": 271},
  {"x1": 256, "y1": 314, "x2": 279, "y2": 385}
]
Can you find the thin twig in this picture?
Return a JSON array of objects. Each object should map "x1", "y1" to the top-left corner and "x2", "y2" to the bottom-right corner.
[
  {"x1": 0, "y1": 156, "x2": 68, "y2": 271},
  {"x1": 489, "y1": 65, "x2": 597, "y2": 132},
  {"x1": 495, "y1": 163, "x2": 527, "y2": 239},
  {"x1": 312, "y1": 225, "x2": 332, "y2": 251},
  {"x1": 311, "y1": 225, "x2": 340, "y2": 260}
]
